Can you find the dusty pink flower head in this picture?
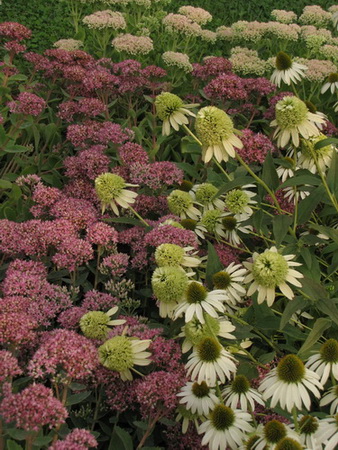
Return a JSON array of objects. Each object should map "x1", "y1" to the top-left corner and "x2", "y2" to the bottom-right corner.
[
  {"x1": 58, "y1": 98, "x2": 107, "y2": 122},
  {"x1": 50, "y1": 197, "x2": 98, "y2": 230},
  {"x1": 144, "y1": 224, "x2": 197, "y2": 249},
  {"x1": 237, "y1": 129, "x2": 275, "y2": 164},
  {"x1": 82, "y1": 290, "x2": 119, "y2": 312},
  {"x1": 204, "y1": 73, "x2": 248, "y2": 101},
  {"x1": 86, "y1": 222, "x2": 118, "y2": 246},
  {"x1": 192, "y1": 56, "x2": 232, "y2": 81},
  {"x1": 0, "y1": 312, "x2": 37, "y2": 347},
  {"x1": 0, "y1": 383, "x2": 68, "y2": 432},
  {"x1": 28, "y1": 329, "x2": 99, "y2": 381},
  {"x1": 58, "y1": 307, "x2": 88, "y2": 330},
  {"x1": 49, "y1": 428, "x2": 98, "y2": 449},
  {"x1": 129, "y1": 161, "x2": 183, "y2": 190},
  {"x1": 64, "y1": 145, "x2": 109, "y2": 180},
  {"x1": 0, "y1": 350, "x2": 22, "y2": 383},
  {"x1": 52, "y1": 237, "x2": 94, "y2": 272},
  {"x1": 8, "y1": 92, "x2": 46, "y2": 116},
  {"x1": 4, "y1": 41, "x2": 26, "y2": 53},
  {"x1": 118, "y1": 142, "x2": 149, "y2": 166},
  {"x1": 0, "y1": 22, "x2": 32, "y2": 41},
  {"x1": 100, "y1": 253, "x2": 129, "y2": 277}
]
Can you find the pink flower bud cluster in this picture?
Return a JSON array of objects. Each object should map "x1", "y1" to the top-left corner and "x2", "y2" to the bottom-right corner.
[
  {"x1": 0, "y1": 383, "x2": 68, "y2": 432},
  {"x1": 192, "y1": 56, "x2": 232, "y2": 81},
  {"x1": 129, "y1": 161, "x2": 183, "y2": 190},
  {"x1": 0, "y1": 22, "x2": 31, "y2": 41},
  {"x1": 0, "y1": 350, "x2": 22, "y2": 383},
  {"x1": 8, "y1": 92, "x2": 46, "y2": 116},
  {"x1": 58, "y1": 98, "x2": 107, "y2": 122},
  {"x1": 237, "y1": 129, "x2": 275, "y2": 164},
  {"x1": 49, "y1": 428, "x2": 98, "y2": 449}
]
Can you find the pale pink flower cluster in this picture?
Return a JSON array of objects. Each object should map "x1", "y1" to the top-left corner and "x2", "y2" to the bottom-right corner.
[
  {"x1": 270, "y1": 9, "x2": 297, "y2": 24},
  {"x1": 199, "y1": 29, "x2": 217, "y2": 43},
  {"x1": 297, "y1": 58, "x2": 337, "y2": 82},
  {"x1": 216, "y1": 26, "x2": 234, "y2": 41},
  {"x1": 320, "y1": 44, "x2": 338, "y2": 63},
  {"x1": 301, "y1": 25, "x2": 332, "y2": 40},
  {"x1": 299, "y1": 5, "x2": 332, "y2": 28},
  {"x1": 231, "y1": 21, "x2": 266, "y2": 42},
  {"x1": 53, "y1": 39, "x2": 83, "y2": 51},
  {"x1": 112, "y1": 34, "x2": 153, "y2": 55},
  {"x1": 265, "y1": 21, "x2": 300, "y2": 41},
  {"x1": 83, "y1": 10, "x2": 126, "y2": 30},
  {"x1": 329, "y1": 5, "x2": 338, "y2": 13},
  {"x1": 49, "y1": 429, "x2": 98, "y2": 450},
  {"x1": 230, "y1": 47, "x2": 266, "y2": 76},
  {"x1": 162, "y1": 13, "x2": 202, "y2": 37},
  {"x1": 0, "y1": 351, "x2": 22, "y2": 383},
  {"x1": 178, "y1": 6, "x2": 212, "y2": 25},
  {"x1": 162, "y1": 51, "x2": 193, "y2": 73}
]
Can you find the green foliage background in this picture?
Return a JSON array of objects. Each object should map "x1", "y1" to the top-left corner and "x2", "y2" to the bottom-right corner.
[{"x1": 0, "y1": 0, "x2": 336, "y2": 52}]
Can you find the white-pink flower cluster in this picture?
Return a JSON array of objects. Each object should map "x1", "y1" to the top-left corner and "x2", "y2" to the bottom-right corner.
[
  {"x1": 299, "y1": 5, "x2": 332, "y2": 28},
  {"x1": 53, "y1": 39, "x2": 83, "y2": 51},
  {"x1": 270, "y1": 9, "x2": 297, "y2": 24},
  {"x1": 112, "y1": 34, "x2": 154, "y2": 55},
  {"x1": 162, "y1": 13, "x2": 202, "y2": 37},
  {"x1": 83, "y1": 10, "x2": 126, "y2": 30},
  {"x1": 162, "y1": 51, "x2": 193, "y2": 73},
  {"x1": 178, "y1": 6, "x2": 212, "y2": 25}
]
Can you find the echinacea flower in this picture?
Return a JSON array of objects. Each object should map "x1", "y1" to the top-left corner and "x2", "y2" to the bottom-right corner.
[
  {"x1": 315, "y1": 414, "x2": 338, "y2": 450},
  {"x1": 298, "y1": 134, "x2": 336, "y2": 174},
  {"x1": 79, "y1": 307, "x2": 125, "y2": 340},
  {"x1": 151, "y1": 266, "x2": 190, "y2": 318},
  {"x1": 259, "y1": 354, "x2": 323, "y2": 413},
  {"x1": 195, "y1": 106, "x2": 243, "y2": 163},
  {"x1": 98, "y1": 335, "x2": 151, "y2": 380},
  {"x1": 270, "y1": 52, "x2": 308, "y2": 87},
  {"x1": 155, "y1": 92, "x2": 197, "y2": 136},
  {"x1": 274, "y1": 437, "x2": 303, "y2": 450},
  {"x1": 293, "y1": 415, "x2": 321, "y2": 450},
  {"x1": 222, "y1": 374, "x2": 264, "y2": 410},
  {"x1": 243, "y1": 246, "x2": 303, "y2": 306},
  {"x1": 320, "y1": 385, "x2": 338, "y2": 414},
  {"x1": 221, "y1": 215, "x2": 253, "y2": 246},
  {"x1": 167, "y1": 189, "x2": 201, "y2": 220},
  {"x1": 174, "y1": 281, "x2": 226, "y2": 324},
  {"x1": 190, "y1": 183, "x2": 225, "y2": 211},
  {"x1": 185, "y1": 336, "x2": 237, "y2": 386},
  {"x1": 306, "y1": 338, "x2": 338, "y2": 385},
  {"x1": 180, "y1": 315, "x2": 236, "y2": 353},
  {"x1": 212, "y1": 262, "x2": 247, "y2": 305},
  {"x1": 253, "y1": 420, "x2": 302, "y2": 450},
  {"x1": 177, "y1": 381, "x2": 219, "y2": 416},
  {"x1": 95, "y1": 173, "x2": 138, "y2": 215},
  {"x1": 154, "y1": 243, "x2": 201, "y2": 268},
  {"x1": 198, "y1": 404, "x2": 253, "y2": 450},
  {"x1": 321, "y1": 72, "x2": 338, "y2": 94},
  {"x1": 271, "y1": 96, "x2": 325, "y2": 148},
  {"x1": 224, "y1": 186, "x2": 257, "y2": 221}
]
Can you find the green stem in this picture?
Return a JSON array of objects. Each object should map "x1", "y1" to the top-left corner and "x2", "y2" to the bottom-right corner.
[
  {"x1": 128, "y1": 205, "x2": 150, "y2": 227},
  {"x1": 213, "y1": 158, "x2": 231, "y2": 180},
  {"x1": 292, "y1": 406, "x2": 299, "y2": 432},
  {"x1": 182, "y1": 123, "x2": 202, "y2": 146}
]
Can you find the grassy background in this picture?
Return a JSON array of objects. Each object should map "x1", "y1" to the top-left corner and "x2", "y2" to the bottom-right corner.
[{"x1": 0, "y1": 0, "x2": 335, "y2": 52}]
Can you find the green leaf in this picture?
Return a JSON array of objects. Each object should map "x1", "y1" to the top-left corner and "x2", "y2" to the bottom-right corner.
[
  {"x1": 180, "y1": 135, "x2": 201, "y2": 155},
  {"x1": 317, "y1": 298, "x2": 338, "y2": 327},
  {"x1": 258, "y1": 351, "x2": 276, "y2": 364},
  {"x1": 104, "y1": 217, "x2": 150, "y2": 228},
  {"x1": 261, "y1": 152, "x2": 279, "y2": 190},
  {"x1": 272, "y1": 215, "x2": 293, "y2": 247},
  {"x1": 280, "y1": 297, "x2": 307, "y2": 330},
  {"x1": 278, "y1": 174, "x2": 320, "y2": 189},
  {"x1": 326, "y1": 149, "x2": 338, "y2": 193},
  {"x1": 109, "y1": 426, "x2": 133, "y2": 450},
  {"x1": 65, "y1": 391, "x2": 91, "y2": 406},
  {"x1": 215, "y1": 176, "x2": 254, "y2": 197},
  {"x1": 4, "y1": 144, "x2": 31, "y2": 153},
  {"x1": 236, "y1": 362, "x2": 259, "y2": 380},
  {"x1": 176, "y1": 162, "x2": 200, "y2": 180},
  {"x1": 6, "y1": 440, "x2": 23, "y2": 450},
  {"x1": 8, "y1": 74, "x2": 28, "y2": 82},
  {"x1": 297, "y1": 185, "x2": 325, "y2": 224},
  {"x1": 298, "y1": 318, "x2": 331, "y2": 359},
  {"x1": 0, "y1": 179, "x2": 12, "y2": 189},
  {"x1": 314, "y1": 137, "x2": 338, "y2": 149},
  {"x1": 205, "y1": 241, "x2": 223, "y2": 290},
  {"x1": 300, "y1": 276, "x2": 328, "y2": 300},
  {"x1": 309, "y1": 224, "x2": 338, "y2": 246},
  {"x1": 7, "y1": 429, "x2": 29, "y2": 440}
]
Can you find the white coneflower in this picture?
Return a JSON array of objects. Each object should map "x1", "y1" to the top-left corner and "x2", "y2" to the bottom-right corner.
[
  {"x1": 174, "y1": 281, "x2": 227, "y2": 324},
  {"x1": 321, "y1": 72, "x2": 338, "y2": 94},
  {"x1": 175, "y1": 405, "x2": 200, "y2": 434},
  {"x1": 186, "y1": 336, "x2": 237, "y2": 386},
  {"x1": 298, "y1": 134, "x2": 336, "y2": 174},
  {"x1": 195, "y1": 106, "x2": 243, "y2": 163},
  {"x1": 155, "y1": 92, "x2": 198, "y2": 136},
  {"x1": 254, "y1": 420, "x2": 302, "y2": 450},
  {"x1": 320, "y1": 385, "x2": 338, "y2": 415},
  {"x1": 271, "y1": 96, "x2": 326, "y2": 148},
  {"x1": 212, "y1": 262, "x2": 247, "y2": 306},
  {"x1": 98, "y1": 335, "x2": 151, "y2": 380},
  {"x1": 95, "y1": 173, "x2": 138, "y2": 215},
  {"x1": 154, "y1": 243, "x2": 201, "y2": 268},
  {"x1": 306, "y1": 338, "x2": 338, "y2": 385},
  {"x1": 293, "y1": 415, "x2": 322, "y2": 450},
  {"x1": 198, "y1": 209, "x2": 227, "y2": 240},
  {"x1": 180, "y1": 315, "x2": 236, "y2": 353},
  {"x1": 198, "y1": 404, "x2": 253, "y2": 450},
  {"x1": 80, "y1": 306, "x2": 125, "y2": 340},
  {"x1": 177, "y1": 381, "x2": 219, "y2": 416},
  {"x1": 167, "y1": 189, "x2": 201, "y2": 220},
  {"x1": 315, "y1": 414, "x2": 338, "y2": 450},
  {"x1": 222, "y1": 374, "x2": 264, "y2": 410},
  {"x1": 259, "y1": 354, "x2": 323, "y2": 413},
  {"x1": 221, "y1": 215, "x2": 253, "y2": 246},
  {"x1": 151, "y1": 266, "x2": 189, "y2": 318},
  {"x1": 271, "y1": 52, "x2": 308, "y2": 87},
  {"x1": 243, "y1": 246, "x2": 303, "y2": 306},
  {"x1": 276, "y1": 156, "x2": 297, "y2": 182},
  {"x1": 190, "y1": 183, "x2": 225, "y2": 211},
  {"x1": 224, "y1": 186, "x2": 257, "y2": 221}
]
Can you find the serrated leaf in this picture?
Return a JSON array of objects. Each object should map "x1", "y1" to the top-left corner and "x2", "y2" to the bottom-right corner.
[
  {"x1": 215, "y1": 176, "x2": 254, "y2": 197},
  {"x1": 280, "y1": 297, "x2": 306, "y2": 329},
  {"x1": 273, "y1": 215, "x2": 293, "y2": 247},
  {"x1": 278, "y1": 174, "x2": 320, "y2": 189},
  {"x1": 298, "y1": 318, "x2": 331, "y2": 358},
  {"x1": 205, "y1": 241, "x2": 223, "y2": 290}
]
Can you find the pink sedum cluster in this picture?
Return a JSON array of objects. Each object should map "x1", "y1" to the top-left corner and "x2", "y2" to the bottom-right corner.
[{"x1": 8, "y1": 92, "x2": 46, "y2": 116}]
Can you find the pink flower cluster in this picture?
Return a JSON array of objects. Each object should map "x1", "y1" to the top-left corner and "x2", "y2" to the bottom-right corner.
[
  {"x1": 0, "y1": 22, "x2": 31, "y2": 41},
  {"x1": 58, "y1": 98, "x2": 107, "y2": 122},
  {"x1": 28, "y1": 329, "x2": 99, "y2": 381},
  {"x1": 144, "y1": 223, "x2": 198, "y2": 249},
  {"x1": 129, "y1": 161, "x2": 183, "y2": 190},
  {"x1": 204, "y1": 73, "x2": 248, "y2": 101},
  {"x1": 192, "y1": 57, "x2": 233, "y2": 80},
  {"x1": 237, "y1": 129, "x2": 275, "y2": 164},
  {"x1": 49, "y1": 428, "x2": 98, "y2": 449},
  {"x1": 0, "y1": 350, "x2": 22, "y2": 383},
  {"x1": 0, "y1": 383, "x2": 68, "y2": 431},
  {"x1": 8, "y1": 92, "x2": 46, "y2": 116}
]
